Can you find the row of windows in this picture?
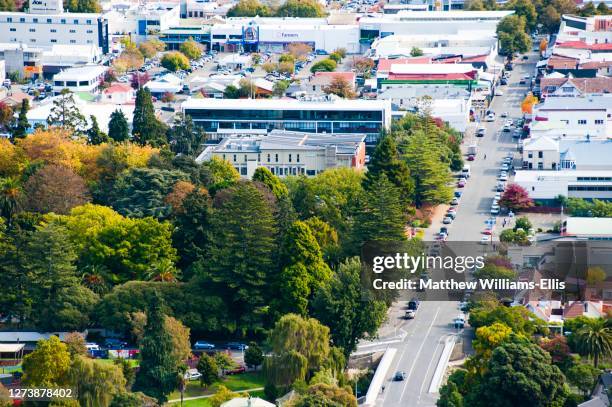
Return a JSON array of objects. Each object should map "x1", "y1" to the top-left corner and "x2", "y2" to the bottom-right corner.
[
  {"x1": 197, "y1": 120, "x2": 381, "y2": 135},
  {"x1": 10, "y1": 27, "x2": 93, "y2": 34},
  {"x1": 577, "y1": 177, "x2": 612, "y2": 181},
  {"x1": 185, "y1": 109, "x2": 383, "y2": 121},
  {"x1": 5, "y1": 17, "x2": 93, "y2": 24},
  {"x1": 559, "y1": 119, "x2": 605, "y2": 125},
  {"x1": 15, "y1": 38, "x2": 88, "y2": 44},
  {"x1": 568, "y1": 186, "x2": 612, "y2": 191},
  {"x1": 222, "y1": 153, "x2": 302, "y2": 163}
]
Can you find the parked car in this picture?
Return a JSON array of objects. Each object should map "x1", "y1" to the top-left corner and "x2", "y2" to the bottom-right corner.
[
  {"x1": 450, "y1": 197, "x2": 460, "y2": 205},
  {"x1": 482, "y1": 228, "x2": 492, "y2": 235},
  {"x1": 496, "y1": 183, "x2": 505, "y2": 192},
  {"x1": 405, "y1": 310, "x2": 415, "y2": 319},
  {"x1": 226, "y1": 342, "x2": 249, "y2": 351},
  {"x1": 498, "y1": 173, "x2": 508, "y2": 182},
  {"x1": 439, "y1": 227, "x2": 448, "y2": 235},
  {"x1": 408, "y1": 299, "x2": 420, "y2": 310},
  {"x1": 480, "y1": 236, "x2": 490, "y2": 245},
  {"x1": 467, "y1": 154, "x2": 475, "y2": 161},
  {"x1": 443, "y1": 216, "x2": 453, "y2": 224},
  {"x1": 104, "y1": 338, "x2": 127, "y2": 349},
  {"x1": 490, "y1": 205, "x2": 500, "y2": 215},
  {"x1": 86, "y1": 343, "x2": 100, "y2": 351},
  {"x1": 226, "y1": 365, "x2": 247, "y2": 375},
  {"x1": 476, "y1": 127, "x2": 486, "y2": 137},
  {"x1": 494, "y1": 89, "x2": 504, "y2": 96},
  {"x1": 184, "y1": 369, "x2": 202, "y2": 381},
  {"x1": 457, "y1": 180, "x2": 466, "y2": 188},
  {"x1": 194, "y1": 341, "x2": 215, "y2": 350},
  {"x1": 445, "y1": 212, "x2": 456, "y2": 220}
]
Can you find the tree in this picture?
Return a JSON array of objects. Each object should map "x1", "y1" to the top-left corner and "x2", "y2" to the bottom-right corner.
[
  {"x1": 287, "y1": 43, "x2": 312, "y2": 61},
  {"x1": 505, "y1": 0, "x2": 537, "y2": 32},
  {"x1": 574, "y1": 318, "x2": 612, "y2": 367},
  {"x1": 167, "y1": 114, "x2": 205, "y2": 156},
  {"x1": 497, "y1": 15, "x2": 532, "y2": 55},
  {"x1": 597, "y1": 2, "x2": 609, "y2": 14},
  {"x1": 540, "y1": 336, "x2": 574, "y2": 372},
  {"x1": 312, "y1": 257, "x2": 387, "y2": 357},
  {"x1": 47, "y1": 89, "x2": 87, "y2": 134},
  {"x1": 363, "y1": 135, "x2": 413, "y2": 203},
  {"x1": 68, "y1": 356, "x2": 126, "y2": 407},
  {"x1": 465, "y1": 342, "x2": 569, "y2": 407},
  {"x1": 209, "y1": 386, "x2": 242, "y2": 407},
  {"x1": 514, "y1": 216, "x2": 532, "y2": 232},
  {"x1": 294, "y1": 383, "x2": 357, "y2": 407},
  {"x1": 0, "y1": 102, "x2": 13, "y2": 132},
  {"x1": 172, "y1": 188, "x2": 212, "y2": 271},
  {"x1": 133, "y1": 293, "x2": 180, "y2": 403},
  {"x1": 131, "y1": 72, "x2": 150, "y2": 90},
  {"x1": 351, "y1": 57, "x2": 375, "y2": 78},
  {"x1": 329, "y1": 51, "x2": 342, "y2": 63},
  {"x1": 161, "y1": 52, "x2": 190, "y2": 72},
  {"x1": 0, "y1": 0, "x2": 17, "y2": 11},
  {"x1": 165, "y1": 316, "x2": 191, "y2": 363},
  {"x1": 108, "y1": 109, "x2": 130, "y2": 143},
  {"x1": 410, "y1": 47, "x2": 424, "y2": 57},
  {"x1": 252, "y1": 166, "x2": 288, "y2": 199},
  {"x1": 272, "y1": 79, "x2": 289, "y2": 97},
  {"x1": 244, "y1": 343, "x2": 263, "y2": 369},
  {"x1": 12, "y1": 99, "x2": 30, "y2": 139},
  {"x1": 276, "y1": 221, "x2": 332, "y2": 316},
  {"x1": 180, "y1": 38, "x2": 203, "y2": 60},
  {"x1": 540, "y1": 5, "x2": 561, "y2": 34},
  {"x1": 196, "y1": 156, "x2": 240, "y2": 194},
  {"x1": 521, "y1": 92, "x2": 538, "y2": 114},
  {"x1": 468, "y1": 301, "x2": 544, "y2": 336},
  {"x1": 132, "y1": 87, "x2": 167, "y2": 147},
  {"x1": 22, "y1": 335, "x2": 71, "y2": 387},
  {"x1": 499, "y1": 229, "x2": 530, "y2": 245},
  {"x1": 278, "y1": 61, "x2": 295, "y2": 75},
  {"x1": 499, "y1": 183, "x2": 534, "y2": 211},
  {"x1": 64, "y1": 0, "x2": 101, "y2": 12},
  {"x1": 539, "y1": 38, "x2": 548, "y2": 53},
  {"x1": 437, "y1": 381, "x2": 464, "y2": 407},
  {"x1": 226, "y1": 0, "x2": 271, "y2": 16},
  {"x1": 64, "y1": 332, "x2": 87, "y2": 357},
  {"x1": 87, "y1": 115, "x2": 109, "y2": 145},
  {"x1": 214, "y1": 352, "x2": 236, "y2": 376},
  {"x1": 276, "y1": 0, "x2": 325, "y2": 16},
  {"x1": 0, "y1": 177, "x2": 21, "y2": 225},
  {"x1": 566, "y1": 364, "x2": 600, "y2": 396},
  {"x1": 401, "y1": 131, "x2": 453, "y2": 207},
  {"x1": 323, "y1": 76, "x2": 356, "y2": 99},
  {"x1": 202, "y1": 182, "x2": 277, "y2": 331},
  {"x1": 197, "y1": 354, "x2": 218, "y2": 388},
  {"x1": 138, "y1": 39, "x2": 165, "y2": 59},
  {"x1": 22, "y1": 164, "x2": 90, "y2": 214},
  {"x1": 311, "y1": 59, "x2": 337, "y2": 73}
]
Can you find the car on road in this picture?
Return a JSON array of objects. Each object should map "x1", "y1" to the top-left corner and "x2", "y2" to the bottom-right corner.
[
  {"x1": 226, "y1": 342, "x2": 249, "y2": 351},
  {"x1": 457, "y1": 180, "x2": 466, "y2": 188},
  {"x1": 408, "y1": 299, "x2": 420, "y2": 310},
  {"x1": 522, "y1": 55, "x2": 529, "y2": 60},
  {"x1": 480, "y1": 236, "x2": 490, "y2": 245},
  {"x1": 104, "y1": 338, "x2": 128, "y2": 349},
  {"x1": 490, "y1": 205, "x2": 500, "y2": 215},
  {"x1": 494, "y1": 89, "x2": 504, "y2": 96},
  {"x1": 476, "y1": 127, "x2": 486, "y2": 137},
  {"x1": 439, "y1": 227, "x2": 448, "y2": 235},
  {"x1": 519, "y1": 78, "x2": 527, "y2": 85},
  {"x1": 450, "y1": 197, "x2": 460, "y2": 205},
  {"x1": 437, "y1": 232, "x2": 448, "y2": 241},
  {"x1": 500, "y1": 112, "x2": 508, "y2": 118},
  {"x1": 498, "y1": 173, "x2": 508, "y2": 182},
  {"x1": 500, "y1": 78, "x2": 508, "y2": 85},
  {"x1": 393, "y1": 371, "x2": 407, "y2": 381},
  {"x1": 467, "y1": 154, "x2": 475, "y2": 161},
  {"x1": 194, "y1": 341, "x2": 215, "y2": 350},
  {"x1": 486, "y1": 113, "x2": 495, "y2": 122},
  {"x1": 482, "y1": 228, "x2": 492, "y2": 235},
  {"x1": 405, "y1": 310, "x2": 415, "y2": 319},
  {"x1": 443, "y1": 216, "x2": 453, "y2": 224}
]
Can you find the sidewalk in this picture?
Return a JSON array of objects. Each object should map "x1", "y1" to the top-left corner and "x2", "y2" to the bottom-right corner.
[{"x1": 167, "y1": 387, "x2": 264, "y2": 404}]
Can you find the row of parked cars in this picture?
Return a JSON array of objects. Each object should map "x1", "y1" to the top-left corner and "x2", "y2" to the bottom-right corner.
[{"x1": 194, "y1": 341, "x2": 249, "y2": 351}]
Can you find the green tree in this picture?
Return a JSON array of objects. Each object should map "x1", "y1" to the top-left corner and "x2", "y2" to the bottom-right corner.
[
  {"x1": 244, "y1": 343, "x2": 264, "y2": 369},
  {"x1": 276, "y1": 220, "x2": 332, "y2": 316},
  {"x1": 68, "y1": 356, "x2": 127, "y2": 407},
  {"x1": 226, "y1": 0, "x2": 271, "y2": 16},
  {"x1": 223, "y1": 85, "x2": 240, "y2": 99},
  {"x1": 209, "y1": 386, "x2": 242, "y2": 407},
  {"x1": 312, "y1": 257, "x2": 387, "y2": 357},
  {"x1": 63, "y1": 332, "x2": 87, "y2": 357},
  {"x1": 566, "y1": 363, "x2": 600, "y2": 396},
  {"x1": 47, "y1": 89, "x2": 87, "y2": 134},
  {"x1": 363, "y1": 135, "x2": 413, "y2": 203},
  {"x1": 0, "y1": 177, "x2": 21, "y2": 225},
  {"x1": 468, "y1": 301, "x2": 544, "y2": 337},
  {"x1": 172, "y1": 189, "x2": 212, "y2": 270},
  {"x1": 133, "y1": 293, "x2": 180, "y2": 403},
  {"x1": 574, "y1": 318, "x2": 612, "y2": 368},
  {"x1": 22, "y1": 335, "x2": 71, "y2": 387},
  {"x1": 108, "y1": 109, "x2": 130, "y2": 143},
  {"x1": 597, "y1": 2, "x2": 609, "y2": 14},
  {"x1": 87, "y1": 115, "x2": 109, "y2": 145},
  {"x1": 132, "y1": 87, "x2": 167, "y2": 147},
  {"x1": 196, "y1": 354, "x2": 218, "y2": 388},
  {"x1": 196, "y1": 157, "x2": 240, "y2": 194},
  {"x1": 303, "y1": 217, "x2": 340, "y2": 265},
  {"x1": 64, "y1": 0, "x2": 101, "y2": 12},
  {"x1": 354, "y1": 174, "x2": 406, "y2": 245},
  {"x1": 202, "y1": 181, "x2": 277, "y2": 331},
  {"x1": 401, "y1": 131, "x2": 453, "y2": 207},
  {"x1": 276, "y1": 0, "x2": 326, "y2": 16},
  {"x1": 294, "y1": 383, "x2": 357, "y2": 406},
  {"x1": 410, "y1": 47, "x2": 424, "y2": 57},
  {"x1": 514, "y1": 216, "x2": 532, "y2": 231},
  {"x1": 437, "y1": 380, "x2": 463, "y2": 407},
  {"x1": 0, "y1": 0, "x2": 17, "y2": 11},
  {"x1": 167, "y1": 114, "x2": 205, "y2": 156},
  {"x1": 161, "y1": 51, "x2": 190, "y2": 72},
  {"x1": 214, "y1": 352, "x2": 236, "y2": 376},
  {"x1": 505, "y1": 0, "x2": 537, "y2": 32},
  {"x1": 253, "y1": 166, "x2": 288, "y2": 199},
  {"x1": 497, "y1": 15, "x2": 532, "y2": 55},
  {"x1": 272, "y1": 79, "x2": 290, "y2": 97},
  {"x1": 179, "y1": 38, "x2": 203, "y2": 60},
  {"x1": 12, "y1": 99, "x2": 30, "y2": 139},
  {"x1": 310, "y1": 59, "x2": 337, "y2": 73}
]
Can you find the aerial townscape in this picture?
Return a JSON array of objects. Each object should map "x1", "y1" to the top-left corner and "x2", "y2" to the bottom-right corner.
[{"x1": 0, "y1": 0, "x2": 612, "y2": 405}]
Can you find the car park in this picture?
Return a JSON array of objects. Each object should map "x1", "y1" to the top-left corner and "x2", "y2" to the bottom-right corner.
[{"x1": 194, "y1": 341, "x2": 215, "y2": 350}]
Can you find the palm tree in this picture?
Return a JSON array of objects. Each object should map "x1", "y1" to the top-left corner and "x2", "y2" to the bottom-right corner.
[
  {"x1": 0, "y1": 177, "x2": 21, "y2": 225},
  {"x1": 145, "y1": 258, "x2": 179, "y2": 282},
  {"x1": 575, "y1": 318, "x2": 612, "y2": 367}
]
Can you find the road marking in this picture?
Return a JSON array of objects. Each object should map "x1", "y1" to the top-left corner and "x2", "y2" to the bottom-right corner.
[
  {"x1": 399, "y1": 306, "x2": 440, "y2": 401},
  {"x1": 419, "y1": 334, "x2": 447, "y2": 397}
]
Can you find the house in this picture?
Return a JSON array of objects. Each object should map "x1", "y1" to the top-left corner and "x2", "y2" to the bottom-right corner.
[
  {"x1": 144, "y1": 73, "x2": 182, "y2": 98},
  {"x1": 562, "y1": 301, "x2": 605, "y2": 319},
  {"x1": 102, "y1": 83, "x2": 136, "y2": 104},
  {"x1": 196, "y1": 131, "x2": 367, "y2": 178},
  {"x1": 309, "y1": 72, "x2": 356, "y2": 94},
  {"x1": 539, "y1": 76, "x2": 612, "y2": 99},
  {"x1": 220, "y1": 397, "x2": 275, "y2": 407}
]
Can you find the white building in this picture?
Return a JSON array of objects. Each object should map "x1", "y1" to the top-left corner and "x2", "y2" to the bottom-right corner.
[
  {"x1": 196, "y1": 131, "x2": 367, "y2": 178},
  {"x1": 0, "y1": 0, "x2": 109, "y2": 56},
  {"x1": 522, "y1": 137, "x2": 612, "y2": 171},
  {"x1": 531, "y1": 95, "x2": 612, "y2": 140},
  {"x1": 52, "y1": 65, "x2": 108, "y2": 95},
  {"x1": 182, "y1": 96, "x2": 393, "y2": 142},
  {"x1": 561, "y1": 217, "x2": 612, "y2": 240},
  {"x1": 514, "y1": 170, "x2": 612, "y2": 201},
  {"x1": 104, "y1": 2, "x2": 180, "y2": 41},
  {"x1": 144, "y1": 73, "x2": 182, "y2": 97}
]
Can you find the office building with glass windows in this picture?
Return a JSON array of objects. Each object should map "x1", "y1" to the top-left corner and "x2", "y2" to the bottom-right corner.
[{"x1": 182, "y1": 97, "x2": 392, "y2": 143}]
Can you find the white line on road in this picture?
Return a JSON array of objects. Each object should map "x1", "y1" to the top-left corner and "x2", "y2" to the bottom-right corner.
[{"x1": 399, "y1": 306, "x2": 440, "y2": 401}]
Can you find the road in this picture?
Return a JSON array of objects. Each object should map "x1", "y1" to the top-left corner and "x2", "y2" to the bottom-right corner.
[{"x1": 369, "y1": 53, "x2": 538, "y2": 407}]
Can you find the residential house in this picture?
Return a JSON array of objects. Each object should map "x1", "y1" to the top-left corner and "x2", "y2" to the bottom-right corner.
[
  {"x1": 309, "y1": 72, "x2": 356, "y2": 94},
  {"x1": 102, "y1": 83, "x2": 136, "y2": 104},
  {"x1": 539, "y1": 76, "x2": 612, "y2": 99}
]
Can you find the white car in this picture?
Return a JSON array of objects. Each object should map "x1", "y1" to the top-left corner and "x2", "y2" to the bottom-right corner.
[
  {"x1": 499, "y1": 173, "x2": 508, "y2": 182},
  {"x1": 86, "y1": 343, "x2": 100, "y2": 351},
  {"x1": 486, "y1": 114, "x2": 495, "y2": 122},
  {"x1": 184, "y1": 369, "x2": 202, "y2": 381},
  {"x1": 480, "y1": 236, "x2": 490, "y2": 245},
  {"x1": 490, "y1": 205, "x2": 500, "y2": 215},
  {"x1": 495, "y1": 90, "x2": 504, "y2": 96}
]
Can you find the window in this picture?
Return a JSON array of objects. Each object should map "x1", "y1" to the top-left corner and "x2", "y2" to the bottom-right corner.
[
  {"x1": 528, "y1": 152, "x2": 533, "y2": 158},
  {"x1": 50, "y1": 39, "x2": 57, "y2": 43},
  {"x1": 578, "y1": 119, "x2": 587, "y2": 125},
  {"x1": 29, "y1": 28, "x2": 35, "y2": 32},
  {"x1": 69, "y1": 29, "x2": 76, "y2": 33},
  {"x1": 288, "y1": 154, "x2": 292, "y2": 163},
  {"x1": 87, "y1": 40, "x2": 92, "y2": 44},
  {"x1": 19, "y1": 17, "x2": 25, "y2": 22},
  {"x1": 267, "y1": 154, "x2": 270, "y2": 162},
  {"x1": 233, "y1": 154, "x2": 237, "y2": 162},
  {"x1": 538, "y1": 151, "x2": 543, "y2": 158},
  {"x1": 7, "y1": 17, "x2": 12, "y2": 22},
  {"x1": 50, "y1": 29, "x2": 57, "y2": 32},
  {"x1": 33, "y1": 18, "x2": 38, "y2": 23},
  {"x1": 87, "y1": 30, "x2": 93, "y2": 33},
  {"x1": 537, "y1": 162, "x2": 543, "y2": 169},
  {"x1": 70, "y1": 40, "x2": 76, "y2": 44},
  {"x1": 47, "y1": 18, "x2": 52, "y2": 23},
  {"x1": 244, "y1": 154, "x2": 247, "y2": 162},
  {"x1": 595, "y1": 119, "x2": 604, "y2": 125},
  {"x1": 73, "y1": 19, "x2": 79, "y2": 24},
  {"x1": 86, "y1": 19, "x2": 92, "y2": 24},
  {"x1": 66, "y1": 81, "x2": 77, "y2": 86},
  {"x1": 297, "y1": 154, "x2": 300, "y2": 163},
  {"x1": 30, "y1": 39, "x2": 36, "y2": 42},
  {"x1": 275, "y1": 154, "x2": 278, "y2": 162},
  {"x1": 9, "y1": 28, "x2": 16, "y2": 32},
  {"x1": 240, "y1": 167, "x2": 247, "y2": 175},
  {"x1": 562, "y1": 86, "x2": 574, "y2": 93},
  {"x1": 61, "y1": 19, "x2": 66, "y2": 24},
  {"x1": 212, "y1": 34, "x2": 226, "y2": 39},
  {"x1": 79, "y1": 81, "x2": 88, "y2": 86}
]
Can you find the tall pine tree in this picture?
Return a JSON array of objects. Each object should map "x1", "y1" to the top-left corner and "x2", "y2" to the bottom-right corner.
[
  {"x1": 133, "y1": 292, "x2": 179, "y2": 403},
  {"x1": 86, "y1": 115, "x2": 109, "y2": 145},
  {"x1": 12, "y1": 99, "x2": 30, "y2": 139},
  {"x1": 108, "y1": 109, "x2": 129, "y2": 142},
  {"x1": 132, "y1": 88, "x2": 167, "y2": 147}
]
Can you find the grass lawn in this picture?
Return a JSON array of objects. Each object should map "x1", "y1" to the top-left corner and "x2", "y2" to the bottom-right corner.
[
  {"x1": 168, "y1": 372, "x2": 265, "y2": 402},
  {"x1": 96, "y1": 358, "x2": 139, "y2": 367}
]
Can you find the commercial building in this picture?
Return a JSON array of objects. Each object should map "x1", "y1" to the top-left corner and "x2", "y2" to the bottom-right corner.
[
  {"x1": 182, "y1": 97, "x2": 392, "y2": 142},
  {"x1": 105, "y1": 2, "x2": 180, "y2": 41},
  {"x1": 514, "y1": 170, "x2": 612, "y2": 202},
  {"x1": 561, "y1": 218, "x2": 612, "y2": 240},
  {"x1": 52, "y1": 65, "x2": 108, "y2": 95},
  {"x1": 522, "y1": 137, "x2": 612, "y2": 171},
  {"x1": 196, "y1": 131, "x2": 366, "y2": 178},
  {"x1": 0, "y1": 0, "x2": 108, "y2": 56}
]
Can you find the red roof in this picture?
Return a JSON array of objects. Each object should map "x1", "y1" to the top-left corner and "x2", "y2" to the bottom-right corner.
[
  {"x1": 377, "y1": 57, "x2": 432, "y2": 72},
  {"x1": 387, "y1": 72, "x2": 476, "y2": 81},
  {"x1": 311, "y1": 71, "x2": 356, "y2": 86},
  {"x1": 460, "y1": 54, "x2": 489, "y2": 63},
  {"x1": 556, "y1": 40, "x2": 612, "y2": 51},
  {"x1": 563, "y1": 301, "x2": 586, "y2": 319},
  {"x1": 547, "y1": 55, "x2": 579, "y2": 70},
  {"x1": 104, "y1": 83, "x2": 133, "y2": 94}
]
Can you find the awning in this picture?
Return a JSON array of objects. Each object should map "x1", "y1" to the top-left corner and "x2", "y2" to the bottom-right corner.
[{"x1": 0, "y1": 343, "x2": 25, "y2": 353}]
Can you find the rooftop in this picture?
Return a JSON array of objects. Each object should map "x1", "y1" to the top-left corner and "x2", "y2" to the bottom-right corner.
[
  {"x1": 537, "y1": 95, "x2": 612, "y2": 111},
  {"x1": 181, "y1": 97, "x2": 392, "y2": 111},
  {"x1": 564, "y1": 217, "x2": 612, "y2": 237},
  {"x1": 53, "y1": 65, "x2": 108, "y2": 81},
  {"x1": 540, "y1": 76, "x2": 612, "y2": 95}
]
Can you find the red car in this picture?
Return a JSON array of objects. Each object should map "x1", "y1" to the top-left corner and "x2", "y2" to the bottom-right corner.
[
  {"x1": 467, "y1": 154, "x2": 475, "y2": 161},
  {"x1": 482, "y1": 228, "x2": 493, "y2": 235},
  {"x1": 226, "y1": 365, "x2": 246, "y2": 375},
  {"x1": 457, "y1": 180, "x2": 466, "y2": 188}
]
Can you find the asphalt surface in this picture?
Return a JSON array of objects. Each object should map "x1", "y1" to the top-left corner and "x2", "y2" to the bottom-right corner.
[{"x1": 370, "y1": 52, "x2": 538, "y2": 407}]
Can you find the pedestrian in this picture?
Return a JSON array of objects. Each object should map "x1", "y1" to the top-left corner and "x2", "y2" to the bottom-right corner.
[
  {"x1": 382, "y1": 385, "x2": 386, "y2": 394},
  {"x1": 484, "y1": 154, "x2": 487, "y2": 160}
]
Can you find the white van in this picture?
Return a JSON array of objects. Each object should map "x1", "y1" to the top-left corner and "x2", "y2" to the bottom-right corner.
[{"x1": 461, "y1": 165, "x2": 471, "y2": 179}]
